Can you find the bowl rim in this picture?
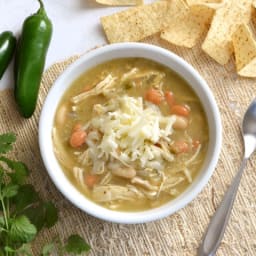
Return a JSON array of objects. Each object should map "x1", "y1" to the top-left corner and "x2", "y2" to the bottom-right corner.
[{"x1": 39, "y1": 42, "x2": 222, "y2": 224}]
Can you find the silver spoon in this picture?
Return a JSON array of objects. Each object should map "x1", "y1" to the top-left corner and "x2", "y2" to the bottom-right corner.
[{"x1": 198, "y1": 99, "x2": 256, "y2": 256}]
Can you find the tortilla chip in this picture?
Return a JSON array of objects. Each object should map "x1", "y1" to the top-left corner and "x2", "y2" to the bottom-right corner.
[
  {"x1": 186, "y1": 0, "x2": 223, "y2": 2},
  {"x1": 160, "y1": 0, "x2": 215, "y2": 48},
  {"x1": 202, "y1": 0, "x2": 252, "y2": 65},
  {"x1": 101, "y1": 1, "x2": 167, "y2": 43},
  {"x1": 186, "y1": 0, "x2": 224, "y2": 9},
  {"x1": 253, "y1": 0, "x2": 256, "y2": 8},
  {"x1": 252, "y1": 4, "x2": 256, "y2": 29},
  {"x1": 232, "y1": 24, "x2": 256, "y2": 78},
  {"x1": 95, "y1": 0, "x2": 143, "y2": 6}
]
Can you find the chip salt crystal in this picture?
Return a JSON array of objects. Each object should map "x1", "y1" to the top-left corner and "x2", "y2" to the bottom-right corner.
[
  {"x1": 202, "y1": 0, "x2": 252, "y2": 65},
  {"x1": 96, "y1": 0, "x2": 143, "y2": 6},
  {"x1": 161, "y1": 0, "x2": 216, "y2": 48},
  {"x1": 100, "y1": 1, "x2": 167, "y2": 43},
  {"x1": 232, "y1": 24, "x2": 256, "y2": 78}
]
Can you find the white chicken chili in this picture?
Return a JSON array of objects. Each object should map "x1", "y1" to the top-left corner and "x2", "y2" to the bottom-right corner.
[{"x1": 53, "y1": 58, "x2": 209, "y2": 211}]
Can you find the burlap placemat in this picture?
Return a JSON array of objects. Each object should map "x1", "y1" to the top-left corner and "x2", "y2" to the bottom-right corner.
[{"x1": 0, "y1": 37, "x2": 256, "y2": 255}]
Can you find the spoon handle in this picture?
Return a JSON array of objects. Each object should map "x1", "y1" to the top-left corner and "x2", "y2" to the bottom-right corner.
[{"x1": 198, "y1": 158, "x2": 247, "y2": 256}]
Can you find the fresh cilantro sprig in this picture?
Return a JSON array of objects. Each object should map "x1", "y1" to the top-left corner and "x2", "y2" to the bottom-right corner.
[
  {"x1": 0, "y1": 133, "x2": 16, "y2": 154},
  {"x1": 0, "y1": 133, "x2": 90, "y2": 256},
  {"x1": 41, "y1": 235, "x2": 91, "y2": 256}
]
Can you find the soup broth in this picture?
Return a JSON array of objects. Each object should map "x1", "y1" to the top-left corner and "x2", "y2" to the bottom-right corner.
[{"x1": 53, "y1": 58, "x2": 209, "y2": 211}]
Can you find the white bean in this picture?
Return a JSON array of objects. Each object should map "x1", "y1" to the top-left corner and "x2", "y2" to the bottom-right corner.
[
  {"x1": 173, "y1": 116, "x2": 188, "y2": 130},
  {"x1": 56, "y1": 105, "x2": 67, "y2": 126},
  {"x1": 112, "y1": 167, "x2": 136, "y2": 179}
]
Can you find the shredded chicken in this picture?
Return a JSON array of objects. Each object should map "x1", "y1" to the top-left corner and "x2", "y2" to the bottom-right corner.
[
  {"x1": 158, "y1": 140, "x2": 175, "y2": 162},
  {"x1": 71, "y1": 74, "x2": 116, "y2": 104},
  {"x1": 73, "y1": 167, "x2": 85, "y2": 188},
  {"x1": 77, "y1": 149, "x2": 91, "y2": 166},
  {"x1": 141, "y1": 189, "x2": 158, "y2": 200},
  {"x1": 99, "y1": 172, "x2": 112, "y2": 185},
  {"x1": 183, "y1": 167, "x2": 193, "y2": 183},
  {"x1": 185, "y1": 145, "x2": 202, "y2": 165},
  {"x1": 162, "y1": 176, "x2": 185, "y2": 192},
  {"x1": 92, "y1": 185, "x2": 145, "y2": 202},
  {"x1": 131, "y1": 176, "x2": 158, "y2": 191},
  {"x1": 120, "y1": 69, "x2": 165, "y2": 90},
  {"x1": 121, "y1": 68, "x2": 139, "y2": 82}
]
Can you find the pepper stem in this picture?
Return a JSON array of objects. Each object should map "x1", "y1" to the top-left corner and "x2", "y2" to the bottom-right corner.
[{"x1": 38, "y1": 0, "x2": 44, "y2": 9}]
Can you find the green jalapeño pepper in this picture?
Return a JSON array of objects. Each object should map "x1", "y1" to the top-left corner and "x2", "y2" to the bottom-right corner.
[
  {"x1": 0, "y1": 31, "x2": 16, "y2": 79},
  {"x1": 14, "y1": 0, "x2": 53, "y2": 118}
]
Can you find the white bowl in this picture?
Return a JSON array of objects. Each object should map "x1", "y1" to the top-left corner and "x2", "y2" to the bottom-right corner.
[{"x1": 39, "y1": 43, "x2": 222, "y2": 224}]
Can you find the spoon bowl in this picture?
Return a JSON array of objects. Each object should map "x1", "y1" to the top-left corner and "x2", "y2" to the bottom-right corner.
[{"x1": 243, "y1": 99, "x2": 256, "y2": 137}]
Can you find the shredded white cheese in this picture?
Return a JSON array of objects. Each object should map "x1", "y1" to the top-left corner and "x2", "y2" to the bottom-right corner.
[{"x1": 85, "y1": 95, "x2": 176, "y2": 172}]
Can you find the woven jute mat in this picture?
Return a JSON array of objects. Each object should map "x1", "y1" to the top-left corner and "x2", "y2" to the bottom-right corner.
[{"x1": 1, "y1": 37, "x2": 256, "y2": 255}]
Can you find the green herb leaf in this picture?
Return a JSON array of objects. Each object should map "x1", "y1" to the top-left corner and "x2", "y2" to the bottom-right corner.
[
  {"x1": 9, "y1": 162, "x2": 30, "y2": 185},
  {"x1": 0, "y1": 133, "x2": 91, "y2": 254},
  {"x1": 9, "y1": 215, "x2": 37, "y2": 243},
  {"x1": 44, "y1": 202, "x2": 58, "y2": 228},
  {"x1": 0, "y1": 216, "x2": 5, "y2": 227},
  {"x1": 23, "y1": 201, "x2": 58, "y2": 231},
  {"x1": 4, "y1": 160, "x2": 29, "y2": 186},
  {"x1": 41, "y1": 242, "x2": 55, "y2": 256},
  {"x1": 65, "y1": 234, "x2": 91, "y2": 254},
  {"x1": 13, "y1": 184, "x2": 39, "y2": 213},
  {"x1": 0, "y1": 156, "x2": 29, "y2": 184},
  {"x1": 1, "y1": 184, "x2": 19, "y2": 198},
  {"x1": 0, "y1": 133, "x2": 16, "y2": 154},
  {"x1": 23, "y1": 203, "x2": 46, "y2": 232},
  {"x1": 0, "y1": 166, "x2": 4, "y2": 180},
  {"x1": 4, "y1": 246, "x2": 16, "y2": 253},
  {"x1": 0, "y1": 196, "x2": 3, "y2": 212}
]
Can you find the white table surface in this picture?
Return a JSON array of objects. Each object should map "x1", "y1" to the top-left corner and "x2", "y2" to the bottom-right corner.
[{"x1": 0, "y1": 0, "x2": 151, "y2": 90}]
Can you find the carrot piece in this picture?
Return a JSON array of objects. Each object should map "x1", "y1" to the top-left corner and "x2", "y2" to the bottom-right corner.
[
  {"x1": 165, "y1": 91, "x2": 175, "y2": 107},
  {"x1": 69, "y1": 130, "x2": 87, "y2": 148},
  {"x1": 171, "y1": 141, "x2": 189, "y2": 154},
  {"x1": 145, "y1": 88, "x2": 163, "y2": 105},
  {"x1": 171, "y1": 105, "x2": 190, "y2": 117},
  {"x1": 84, "y1": 174, "x2": 98, "y2": 188}
]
